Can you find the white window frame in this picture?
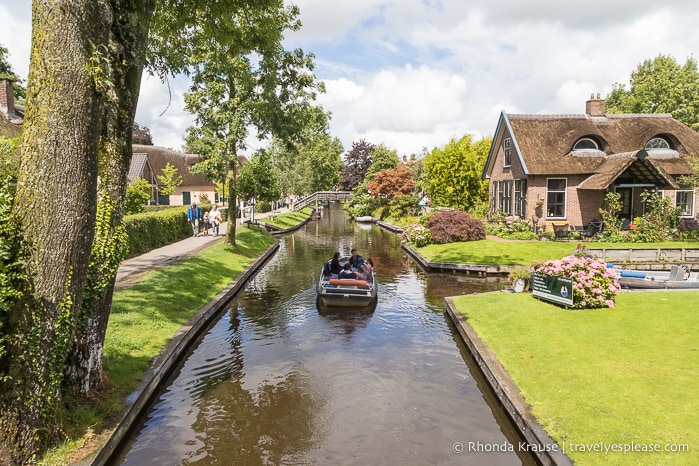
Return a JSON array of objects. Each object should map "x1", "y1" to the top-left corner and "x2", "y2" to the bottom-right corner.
[
  {"x1": 675, "y1": 190, "x2": 695, "y2": 218},
  {"x1": 546, "y1": 178, "x2": 567, "y2": 219},
  {"x1": 504, "y1": 138, "x2": 512, "y2": 167},
  {"x1": 514, "y1": 179, "x2": 527, "y2": 217}
]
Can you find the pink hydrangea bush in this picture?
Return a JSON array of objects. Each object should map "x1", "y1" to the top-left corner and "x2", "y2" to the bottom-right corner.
[
  {"x1": 402, "y1": 223, "x2": 432, "y2": 247},
  {"x1": 537, "y1": 255, "x2": 621, "y2": 309}
]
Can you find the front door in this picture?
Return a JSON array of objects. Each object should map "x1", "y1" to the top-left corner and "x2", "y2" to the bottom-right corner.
[{"x1": 616, "y1": 187, "x2": 632, "y2": 228}]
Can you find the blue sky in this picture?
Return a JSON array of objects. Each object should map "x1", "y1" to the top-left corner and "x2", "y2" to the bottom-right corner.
[{"x1": 2, "y1": 0, "x2": 698, "y2": 157}]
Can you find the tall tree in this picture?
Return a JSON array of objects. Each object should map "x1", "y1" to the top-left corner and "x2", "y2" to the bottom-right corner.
[
  {"x1": 237, "y1": 148, "x2": 280, "y2": 220},
  {"x1": 181, "y1": 2, "x2": 323, "y2": 244},
  {"x1": 423, "y1": 135, "x2": 491, "y2": 211},
  {"x1": 3, "y1": 1, "x2": 112, "y2": 461},
  {"x1": 605, "y1": 54, "x2": 699, "y2": 131},
  {"x1": 341, "y1": 140, "x2": 375, "y2": 190}
]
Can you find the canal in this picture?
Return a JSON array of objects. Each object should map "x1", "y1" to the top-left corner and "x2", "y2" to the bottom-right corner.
[{"x1": 113, "y1": 203, "x2": 534, "y2": 465}]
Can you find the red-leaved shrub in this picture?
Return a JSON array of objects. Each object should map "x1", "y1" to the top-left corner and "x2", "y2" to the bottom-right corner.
[{"x1": 426, "y1": 209, "x2": 485, "y2": 243}]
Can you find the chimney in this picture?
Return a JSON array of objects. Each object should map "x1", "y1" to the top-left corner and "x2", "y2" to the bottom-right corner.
[
  {"x1": 0, "y1": 78, "x2": 17, "y2": 117},
  {"x1": 585, "y1": 92, "x2": 605, "y2": 116}
]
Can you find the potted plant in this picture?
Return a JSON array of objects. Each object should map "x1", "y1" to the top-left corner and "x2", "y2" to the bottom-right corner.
[{"x1": 508, "y1": 266, "x2": 532, "y2": 292}]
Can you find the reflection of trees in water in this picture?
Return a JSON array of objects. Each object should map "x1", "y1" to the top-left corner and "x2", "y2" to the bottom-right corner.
[
  {"x1": 188, "y1": 367, "x2": 325, "y2": 464},
  {"x1": 184, "y1": 313, "x2": 326, "y2": 464}
]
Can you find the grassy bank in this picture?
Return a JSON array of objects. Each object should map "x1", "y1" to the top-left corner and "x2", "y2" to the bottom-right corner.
[
  {"x1": 451, "y1": 291, "x2": 698, "y2": 465},
  {"x1": 260, "y1": 207, "x2": 312, "y2": 229},
  {"x1": 415, "y1": 239, "x2": 699, "y2": 266},
  {"x1": 44, "y1": 227, "x2": 276, "y2": 465}
]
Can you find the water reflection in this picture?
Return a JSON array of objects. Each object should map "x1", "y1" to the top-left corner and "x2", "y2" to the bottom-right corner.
[{"x1": 115, "y1": 203, "x2": 528, "y2": 465}]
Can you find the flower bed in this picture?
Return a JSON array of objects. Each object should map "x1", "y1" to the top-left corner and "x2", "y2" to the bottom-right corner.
[{"x1": 536, "y1": 255, "x2": 620, "y2": 309}]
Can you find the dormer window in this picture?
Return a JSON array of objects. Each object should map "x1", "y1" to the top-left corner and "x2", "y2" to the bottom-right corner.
[
  {"x1": 645, "y1": 136, "x2": 671, "y2": 150},
  {"x1": 504, "y1": 138, "x2": 512, "y2": 167},
  {"x1": 572, "y1": 137, "x2": 599, "y2": 151}
]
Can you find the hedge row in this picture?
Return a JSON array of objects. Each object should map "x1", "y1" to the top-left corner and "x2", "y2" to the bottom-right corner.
[{"x1": 124, "y1": 205, "x2": 229, "y2": 259}]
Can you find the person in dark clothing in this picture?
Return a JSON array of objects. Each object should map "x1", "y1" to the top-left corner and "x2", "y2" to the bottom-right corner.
[
  {"x1": 349, "y1": 248, "x2": 364, "y2": 268},
  {"x1": 338, "y1": 263, "x2": 356, "y2": 279},
  {"x1": 330, "y1": 252, "x2": 342, "y2": 274}
]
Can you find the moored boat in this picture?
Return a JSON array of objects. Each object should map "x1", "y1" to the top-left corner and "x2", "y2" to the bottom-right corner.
[
  {"x1": 616, "y1": 265, "x2": 699, "y2": 290},
  {"x1": 316, "y1": 257, "x2": 377, "y2": 307},
  {"x1": 355, "y1": 216, "x2": 374, "y2": 223}
]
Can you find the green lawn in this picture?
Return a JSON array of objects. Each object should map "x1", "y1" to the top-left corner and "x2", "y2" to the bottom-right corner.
[
  {"x1": 416, "y1": 239, "x2": 699, "y2": 266},
  {"x1": 260, "y1": 207, "x2": 312, "y2": 229},
  {"x1": 452, "y1": 291, "x2": 698, "y2": 465},
  {"x1": 42, "y1": 227, "x2": 276, "y2": 465}
]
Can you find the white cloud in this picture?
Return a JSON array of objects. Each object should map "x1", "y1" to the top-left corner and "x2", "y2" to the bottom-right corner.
[{"x1": 2, "y1": 0, "x2": 699, "y2": 157}]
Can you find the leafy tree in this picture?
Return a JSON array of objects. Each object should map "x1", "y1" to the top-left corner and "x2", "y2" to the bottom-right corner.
[
  {"x1": 365, "y1": 143, "x2": 400, "y2": 181},
  {"x1": 269, "y1": 106, "x2": 341, "y2": 196},
  {"x1": 423, "y1": 135, "x2": 491, "y2": 211},
  {"x1": 606, "y1": 54, "x2": 699, "y2": 130},
  {"x1": 237, "y1": 148, "x2": 280, "y2": 221},
  {"x1": 0, "y1": 44, "x2": 26, "y2": 100},
  {"x1": 367, "y1": 165, "x2": 415, "y2": 199},
  {"x1": 125, "y1": 178, "x2": 153, "y2": 214},
  {"x1": 156, "y1": 162, "x2": 182, "y2": 196},
  {"x1": 181, "y1": 2, "x2": 323, "y2": 245},
  {"x1": 341, "y1": 140, "x2": 375, "y2": 190}
]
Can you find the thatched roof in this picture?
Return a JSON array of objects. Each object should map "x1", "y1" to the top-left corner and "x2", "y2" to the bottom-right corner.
[
  {"x1": 485, "y1": 111, "x2": 698, "y2": 178},
  {"x1": 131, "y1": 144, "x2": 248, "y2": 186},
  {"x1": 132, "y1": 144, "x2": 209, "y2": 185}
]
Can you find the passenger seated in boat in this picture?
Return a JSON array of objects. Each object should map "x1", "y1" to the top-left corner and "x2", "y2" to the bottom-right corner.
[
  {"x1": 356, "y1": 258, "x2": 373, "y2": 280},
  {"x1": 338, "y1": 263, "x2": 357, "y2": 279},
  {"x1": 330, "y1": 252, "x2": 342, "y2": 275},
  {"x1": 349, "y1": 248, "x2": 365, "y2": 269}
]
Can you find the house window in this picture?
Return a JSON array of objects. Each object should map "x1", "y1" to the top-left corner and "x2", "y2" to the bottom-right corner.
[
  {"x1": 504, "y1": 138, "x2": 512, "y2": 167},
  {"x1": 498, "y1": 181, "x2": 512, "y2": 214},
  {"x1": 490, "y1": 182, "x2": 498, "y2": 214},
  {"x1": 572, "y1": 137, "x2": 599, "y2": 150},
  {"x1": 676, "y1": 190, "x2": 695, "y2": 217},
  {"x1": 546, "y1": 178, "x2": 566, "y2": 218},
  {"x1": 514, "y1": 179, "x2": 527, "y2": 217},
  {"x1": 645, "y1": 137, "x2": 671, "y2": 150}
]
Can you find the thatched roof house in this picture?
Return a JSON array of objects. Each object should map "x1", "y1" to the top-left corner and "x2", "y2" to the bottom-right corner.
[{"x1": 483, "y1": 95, "x2": 699, "y2": 232}]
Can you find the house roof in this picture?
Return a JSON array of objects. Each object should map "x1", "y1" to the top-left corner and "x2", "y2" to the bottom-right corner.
[
  {"x1": 484, "y1": 111, "x2": 698, "y2": 179},
  {"x1": 128, "y1": 152, "x2": 150, "y2": 183},
  {"x1": 576, "y1": 152, "x2": 679, "y2": 190},
  {"x1": 132, "y1": 144, "x2": 211, "y2": 186}
]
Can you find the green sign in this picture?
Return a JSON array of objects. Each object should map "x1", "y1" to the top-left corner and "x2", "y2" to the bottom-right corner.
[{"x1": 532, "y1": 272, "x2": 574, "y2": 306}]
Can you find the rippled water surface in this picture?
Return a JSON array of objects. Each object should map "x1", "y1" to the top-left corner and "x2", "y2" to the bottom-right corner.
[{"x1": 116, "y1": 204, "x2": 533, "y2": 465}]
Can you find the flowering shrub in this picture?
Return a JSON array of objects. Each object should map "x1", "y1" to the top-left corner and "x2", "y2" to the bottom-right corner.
[
  {"x1": 536, "y1": 255, "x2": 620, "y2": 309},
  {"x1": 486, "y1": 213, "x2": 537, "y2": 240},
  {"x1": 426, "y1": 209, "x2": 485, "y2": 243},
  {"x1": 402, "y1": 223, "x2": 432, "y2": 247}
]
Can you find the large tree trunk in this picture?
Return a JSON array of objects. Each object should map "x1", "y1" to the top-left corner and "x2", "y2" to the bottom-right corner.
[
  {"x1": 0, "y1": 1, "x2": 111, "y2": 462},
  {"x1": 66, "y1": 0, "x2": 157, "y2": 398}
]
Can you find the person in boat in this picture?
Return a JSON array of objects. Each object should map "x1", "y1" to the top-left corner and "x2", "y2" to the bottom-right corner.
[
  {"x1": 356, "y1": 258, "x2": 373, "y2": 280},
  {"x1": 349, "y1": 248, "x2": 365, "y2": 269},
  {"x1": 338, "y1": 263, "x2": 357, "y2": 279},
  {"x1": 330, "y1": 252, "x2": 342, "y2": 274}
]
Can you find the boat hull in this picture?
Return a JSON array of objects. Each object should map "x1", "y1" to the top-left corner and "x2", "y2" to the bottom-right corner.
[
  {"x1": 316, "y1": 259, "x2": 377, "y2": 308},
  {"x1": 617, "y1": 266, "x2": 699, "y2": 290}
]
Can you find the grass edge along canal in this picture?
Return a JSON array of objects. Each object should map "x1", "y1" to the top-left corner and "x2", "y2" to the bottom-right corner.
[
  {"x1": 41, "y1": 226, "x2": 276, "y2": 465},
  {"x1": 451, "y1": 291, "x2": 697, "y2": 466}
]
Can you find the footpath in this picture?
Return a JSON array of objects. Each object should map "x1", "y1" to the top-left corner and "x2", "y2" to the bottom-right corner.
[{"x1": 115, "y1": 207, "x2": 289, "y2": 289}]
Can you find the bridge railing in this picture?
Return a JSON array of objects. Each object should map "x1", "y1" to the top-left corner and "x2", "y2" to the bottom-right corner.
[{"x1": 292, "y1": 191, "x2": 352, "y2": 210}]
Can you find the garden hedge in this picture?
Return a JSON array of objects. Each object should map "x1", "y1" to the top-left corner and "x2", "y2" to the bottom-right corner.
[{"x1": 124, "y1": 205, "x2": 229, "y2": 258}]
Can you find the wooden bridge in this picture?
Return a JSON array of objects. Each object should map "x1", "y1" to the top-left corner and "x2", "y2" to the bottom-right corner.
[{"x1": 292, "y1": 191, "x2": 352, "y2": 210}]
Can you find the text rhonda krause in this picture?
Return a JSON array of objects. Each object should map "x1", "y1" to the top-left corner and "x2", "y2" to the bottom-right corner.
[{"x1": 466, "y1": 441, "x2": 689, "y2": 454}]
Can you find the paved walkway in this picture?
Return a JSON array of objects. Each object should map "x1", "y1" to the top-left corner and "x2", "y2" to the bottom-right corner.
[{"x1": 115, "y1": 207, "x2": 289, "y2": 289}]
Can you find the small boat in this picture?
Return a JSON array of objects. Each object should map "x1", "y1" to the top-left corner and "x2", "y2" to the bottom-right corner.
[
  {"x1": 617, "y1": 265, "x2": 699, "y2": 290},
  {"x1": 316, "y1": 257, "x2": 378, "y2": 307},
  {"x1": 355, "y1": 216, "x2": 374, "y2": 223}
]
